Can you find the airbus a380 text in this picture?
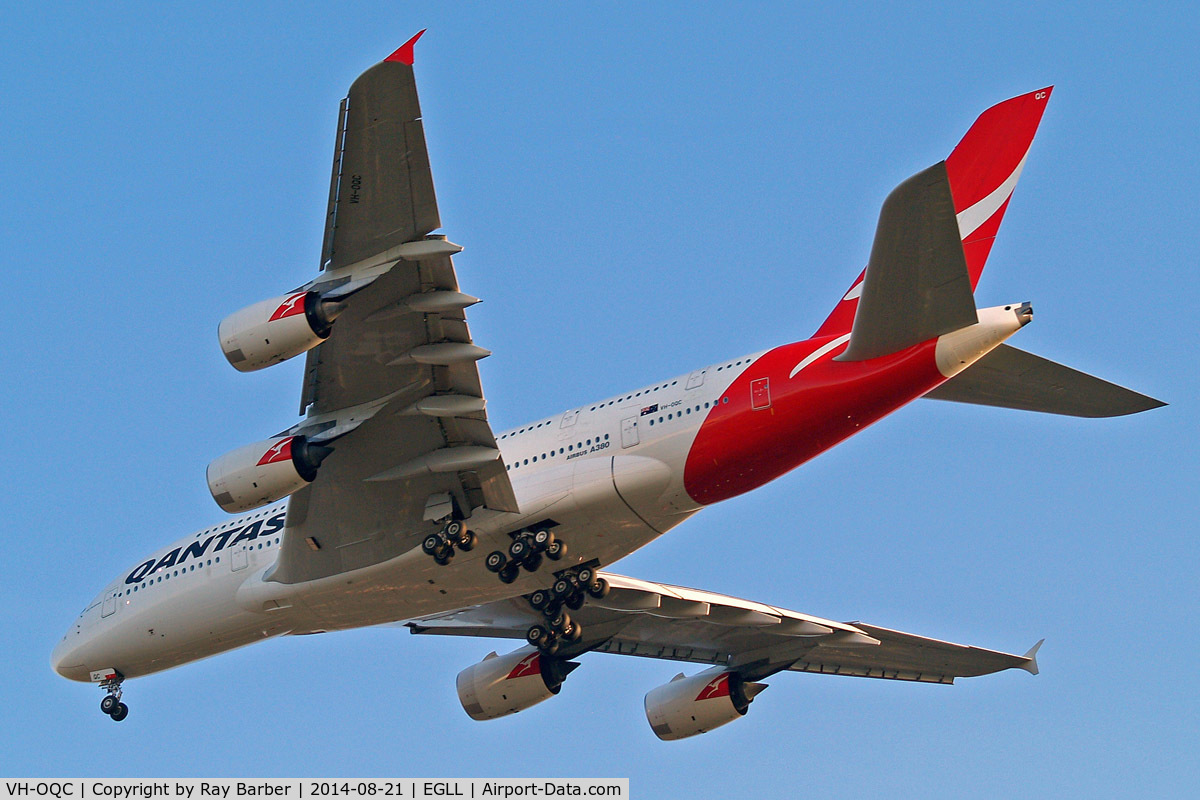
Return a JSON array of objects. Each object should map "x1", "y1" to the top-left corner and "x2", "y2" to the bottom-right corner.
[{"x1": 53, "y1": 33, "x2": 1162, "y2": 738}]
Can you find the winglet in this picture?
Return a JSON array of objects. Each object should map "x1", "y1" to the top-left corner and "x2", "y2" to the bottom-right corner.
[
  {"x1": 1019, "y1": 638, "x2": 1045, "y2": 675},
  {"x1": 385, "y1": 29, "x2": 426, "y2": 65}
]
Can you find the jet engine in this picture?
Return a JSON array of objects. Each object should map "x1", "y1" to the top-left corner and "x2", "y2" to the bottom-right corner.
[
  {"x1": 206, "y1": 435, "x2": 332, "y2": 513},
  {"x1": 456, "y1": 647, "x2": 579, "y2": 721},
  {"x1": 218, "y1": 291, "x2": 344, "y2": 372},
  {"x1": 643, "y1": 669, "x2": 768, "y2": 740}
]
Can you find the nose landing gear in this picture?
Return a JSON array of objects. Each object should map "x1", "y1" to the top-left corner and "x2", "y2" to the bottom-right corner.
[{"x1": 98, "y1": 673, "x2": 128, "y2": 722}]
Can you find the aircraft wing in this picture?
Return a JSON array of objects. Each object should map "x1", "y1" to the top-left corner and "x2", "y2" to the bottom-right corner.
[
  {"x1": 268, "y1": 33, "x2": 517, "y2": 585},
  {"x1": 406, "y1": 573, "x2": 1040, "y2": 684}
]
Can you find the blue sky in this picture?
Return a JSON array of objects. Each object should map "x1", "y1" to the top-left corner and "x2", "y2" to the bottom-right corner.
[{"x1": 3, "y1": 2, "x2": 1196, "y2": 796}]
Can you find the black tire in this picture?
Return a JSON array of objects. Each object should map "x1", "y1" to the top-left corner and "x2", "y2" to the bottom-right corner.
[
  {"x1": 552, "y1": 578, "x2": 574, "y2": 599},
  {"x1": 529, "y1": 590, "x2": 550, "y2": 610},
  {"x1": 456, "y1": 529, "x2": 476, "y2": 552},
  {"x1": 509, "y1": 538, "x2": 529, "y2": 561},
  {"x1": 565, "y1": 592, "x2": 585, "y2": 611},
  {"x1": 422, "y1": 534, "x2": 443, "y2": 555},
  {"x1": 433, "y1": 550, "x2": 452, "y2": 566},
  {"x1": 526, "y1": 625, "x2": 549, "y2": 647},
  {"x1": 545, "y1": 539, "x2": 566, "y2": 561},
  {"x1": 587, "y1": 577, "x2": 610, "y2": 599},
  {"x1": 484, "y1": 551, "x2": 506, "y2": 572},
  {"x1": 443, "y1": 520, "x2": 464, "y2": 539},
  {"x1": 522, "y1": 553, "x2": 543, "y2": 573},
  {"x1": 498, "y1": 564, "x2": 519, "y2": 584},
  {"x1": 100, "y1": 695, "x2": 118, "y2": 715},
  {"x1": 577, "y1": 567, "x2": 595, "y2": 585},
  {"x1": 547, "y1": 610, "x2": 570, "y2": 633},
  {"x1": 109, "y1": 702, "x2": 129, "y2": 722},
  {"x1": 532, "y1": 529, "x2": 554, "y2": 550},
  {"x1": 541, "y1": 600, "x2": 562, "y2": 620},
  {"x1": 566, "y1": 621, "x2": 584, "y2": 643},
  {"x1": 541, "y1": 637, "x2": 560, "y2": 656}
]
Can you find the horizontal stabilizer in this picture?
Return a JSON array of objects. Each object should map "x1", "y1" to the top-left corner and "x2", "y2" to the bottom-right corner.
[
  {"x1": 838, "y1": 161, "x2": 978, "y2": 362},
  {"x1": 924, "y1": 344, "x2": 1166, "y2": 417}
]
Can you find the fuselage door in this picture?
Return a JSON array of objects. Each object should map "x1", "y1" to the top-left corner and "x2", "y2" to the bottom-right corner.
[
  {"x1": 231, "y1": 544, "x2": 249, "y2": 572},
  {"x1": 621, "y1": 417, "x2": 639, "y2": 448},
  {"x1": 101, "y1": 589, "x2": 117, "y2": 618},
  {"x1": 686, "y1": 369, "x2": 705, "y2": 390}
]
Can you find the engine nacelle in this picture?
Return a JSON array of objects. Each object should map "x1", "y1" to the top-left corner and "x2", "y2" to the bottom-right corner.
[
  {"x1": 206, "y1": 435, "x2": 332, "y2": 513},
  {"x1": 218, "y1": 291, "x2": 341, "y2": 372},
  {"x1": 456, "y1": 647, "x2": 579, "y2": 721},
  {"x1": 644, "y1": 669, "x2": 768, "y2": 741}
]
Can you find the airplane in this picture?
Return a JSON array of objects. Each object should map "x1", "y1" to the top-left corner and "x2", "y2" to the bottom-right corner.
[{"x1": 52, "y1": 31, "x2": 1164, "y2": 739}]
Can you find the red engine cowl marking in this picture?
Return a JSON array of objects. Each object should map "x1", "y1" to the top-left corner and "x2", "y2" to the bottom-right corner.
[
  {"x1": 269, "y1": 292, "x2": 308, "y2": 321},
  {"x1": 695, "y1": 673, "x2": 732, "y2": 701},
  {"x1": 506, "y1": 652, "x2": 541, "y2": 680},
  {"x1": 684, "y1": 337, "x2": 944, "y2": 505},
  {"x1": 257, "y1": 437, "x2": 295, "y2": 466}
]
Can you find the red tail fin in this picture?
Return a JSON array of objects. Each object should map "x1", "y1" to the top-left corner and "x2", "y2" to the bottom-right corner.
[{"x1": 814, "y1": 88, "x2": 1052, "y2": 339}]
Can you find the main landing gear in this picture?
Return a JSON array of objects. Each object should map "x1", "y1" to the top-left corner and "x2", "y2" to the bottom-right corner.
[
  {"x1": 99, "y1": 673, "x2": 128, "y2": 722},
  {"x1": 522, "y1": 567, "x2": 610, "y2": 655},
  {"x1": 421, "y1": 519, "x2": 477, "y2": 566},
  {"x1": 483, "y1": 528, "x2": 566, "y2": 584}
]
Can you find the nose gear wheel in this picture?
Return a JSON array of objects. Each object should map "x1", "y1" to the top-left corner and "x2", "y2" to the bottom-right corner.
[{"x1": 98, "y1": 673, "x2": 128, "y2": 722}]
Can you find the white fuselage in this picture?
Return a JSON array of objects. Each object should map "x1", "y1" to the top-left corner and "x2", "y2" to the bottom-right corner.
[{"x1": 52, "y1": 352, "x2": 763, "y2": 682}]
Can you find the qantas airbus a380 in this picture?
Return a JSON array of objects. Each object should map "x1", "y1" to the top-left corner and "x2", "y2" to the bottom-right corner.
[{"x1": 52, "y1": 32, "x2": 1163, "y2": 738}]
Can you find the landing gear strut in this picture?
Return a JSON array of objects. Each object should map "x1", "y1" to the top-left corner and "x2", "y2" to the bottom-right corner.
[
  {"x1": 98, "y1": 673, "x2": 128, "y2": 722},
  {"x1": 522, "y1": 565, "x2": 608, "y2": 655},
  {"x1": 422, "y1": 519, "x2": 477, "y2": 567}
]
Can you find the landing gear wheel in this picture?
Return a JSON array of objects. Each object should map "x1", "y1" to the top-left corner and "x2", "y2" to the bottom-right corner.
[
  {"x1": 587, "y1": 577, "x2": 610, "y2": 599},
  {"x1": 422, "y1": 534, "x2": 444, "y2": 556},
  {"x1": 577, "y1": 567, "x2": 595, "y2": 586},
  {"x1": 455, "y1": 529, "x2": 476, "y2": 552},
  {"x1": 546, "y1": 610, "x2": 571, "y2": 634},
  {"x1": 109, "y1": 703, "x2": 128, "y2": 722},
  {"x1": 541, "y1": 637, "x2": 560, "y2": 656},
  {"x1": 100, "y1": 696, "x2": 118, "y2": 715},
  {"x1": 532, "y1": 529, "x2": 554, "y2": 550},
  {"x1": 509, "y1": 537, "x2": 531, "y2": 562},
  {"x1": 498, "y1": 564, "x2": 519, "y2": 584},
  {"x1": 544, "y1": 539, "x2": 566, "y2": 561},
  {"x1": 522, "y1": 553, "x2": 543, "y2": 573},
  {"x1": 433, "y1": 548, "x2": 453, "y2": 566},
  {"x1": 565, "y1": 592, "x2": 585, "y2": 611},
  {"x1": 529, "y1": 590, "x2": 551, "y2": 611},
  {"x1": 484, "y1": 551, "x2": 507, "y2": 573},
  {"x1": 552, "y1": 577, "x2": 577, "y2": 599},
  {"x1": 562, "y1": 621, "x2": 584, "y2": 643},
  {"x1": 442, "y1": 520, "x2": 464, "y2": 540},
  {"x1": 526, "y1": 625, "x2": 550, "y2": 648}
]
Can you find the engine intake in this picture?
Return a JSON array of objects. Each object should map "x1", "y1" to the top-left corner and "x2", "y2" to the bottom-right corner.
[
  {"x1": 456, "y1": 647, "x2": 579, "y2": 721},
  {"x1": 206, "y1": 435, "x2": 332, "y2": 513},
  {"x1": 644, "y1": 669, "x2": 768, "y2": 741},
  {"x1": 218, "y1": 291, "x2": 343, "y2": 372}
]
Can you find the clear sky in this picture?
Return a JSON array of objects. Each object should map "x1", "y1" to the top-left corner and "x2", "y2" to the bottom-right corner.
[{"x1": 3, "y1": 2, "x2": 1196, "y2": 796}]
